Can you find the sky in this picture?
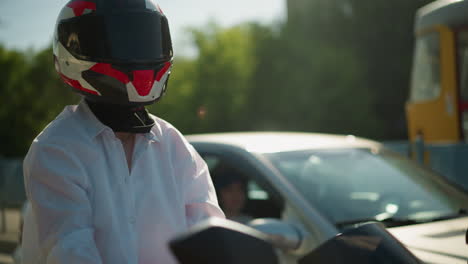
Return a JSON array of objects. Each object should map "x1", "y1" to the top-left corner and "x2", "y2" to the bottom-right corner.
[{"x1": 0, "y1": 0, "x2": 285, "y2": 55}]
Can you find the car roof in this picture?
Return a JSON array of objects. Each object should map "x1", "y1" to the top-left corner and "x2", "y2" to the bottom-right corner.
[{"x1": 186, "y1": 132, "x2": 382, "y2": 154}]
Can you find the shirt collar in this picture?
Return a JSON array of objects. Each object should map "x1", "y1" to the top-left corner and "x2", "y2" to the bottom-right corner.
[
  {"x1": 146, "y1": 114, "x2": 161, "y2": 142},
  {"x1": 76, "y1": 99, "x2": 109, "y2": 138},
  {"x1": 145, "y1": 130, "x2": 159, "y2": 142},
  {"x1": 76, "y1": 99, "x2": 161, "y2": 142}
]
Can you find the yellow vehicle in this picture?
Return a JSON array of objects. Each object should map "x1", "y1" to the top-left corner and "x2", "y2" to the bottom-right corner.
[{"x1": 406, "y1": 0, "x2": 468, "y2": 190}]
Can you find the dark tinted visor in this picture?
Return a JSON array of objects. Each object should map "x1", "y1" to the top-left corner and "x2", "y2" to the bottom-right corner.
[{"x1": 58, "y1": 11, "x2": 172, "y2": 63}]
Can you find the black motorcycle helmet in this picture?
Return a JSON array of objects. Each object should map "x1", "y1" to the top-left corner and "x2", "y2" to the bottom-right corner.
[{"x1": 53, "y1": 0, "x2": 173, "y2": 106}]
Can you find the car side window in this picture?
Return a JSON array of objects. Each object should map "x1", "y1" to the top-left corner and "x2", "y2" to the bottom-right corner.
[
  {"x1": 201, "y1": 154, "x2": 282, "y2": 221},
  {"x1": 203, "y1": 155, "x2": 220, "y2": 171}
]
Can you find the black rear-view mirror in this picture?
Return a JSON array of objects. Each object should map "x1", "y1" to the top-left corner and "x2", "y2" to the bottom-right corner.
[{"x1": 169, "y1": 217, "x2": 279, "y2": 264}]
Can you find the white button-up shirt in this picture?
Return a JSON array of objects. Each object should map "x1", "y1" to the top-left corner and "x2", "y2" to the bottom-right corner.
[{"x1": 22, "y1": 100, "x2": 225, "y2": 264}]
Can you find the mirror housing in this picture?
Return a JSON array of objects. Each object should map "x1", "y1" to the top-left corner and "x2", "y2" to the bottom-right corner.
[
  {"x1": 169, "y1": 217, "x2": 279, "y2": 264},
  {"x1": 299, "y1": 222, "x2": 422, "y2": 264}
]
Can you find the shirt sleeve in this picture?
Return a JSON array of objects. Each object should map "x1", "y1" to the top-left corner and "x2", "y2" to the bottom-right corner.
[
  {"x1": 182, "y1": 144, "x2": 225, "y2": 227},
  {"x1": 23, "y1": 142, "x2": 102, "y2": 264}
]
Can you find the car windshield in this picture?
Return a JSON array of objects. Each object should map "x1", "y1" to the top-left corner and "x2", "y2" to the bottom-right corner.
[{"x1": 265, "y1": 148, "x2": 468, "y2": 226}]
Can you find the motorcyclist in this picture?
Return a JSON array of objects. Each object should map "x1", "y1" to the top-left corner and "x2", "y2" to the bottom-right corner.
[{"x1": 21, "y1": 1, "x2": 224, "y2": 263}]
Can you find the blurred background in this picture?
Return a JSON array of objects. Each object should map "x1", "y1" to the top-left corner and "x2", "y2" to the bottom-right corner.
[
  {"x1": 0, "y1": 0, "x2": 433, "y2": 158},
  {"x1": 0, "y1": 0, "x2": 442, "y2": 262}
]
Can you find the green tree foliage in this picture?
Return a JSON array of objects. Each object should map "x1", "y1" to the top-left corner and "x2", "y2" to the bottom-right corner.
[
  {"x1": 152, "y1": 23, "x2": 257, "y2": 133},
  {"x1": 0, "y1": 46, "x2": 78, "y2": 157},
  {"x1": 247, "y1": 21, "x2": 383, "y2": 138},
  {"x1": 0, "y1": 45, "x2": 28, "y2": 157},
  {"x1": 148, "y1": 56, "x2": 198, "y2": 131},
  {"x1": 155, "y1": 0, "x2": 429, "y2": 139},
  {"x1": 285, "y1": 0, "x2": 433, "y2": 139},
  {"x1": 153, "y1": 18, "x2": 384, "y2": 138}
]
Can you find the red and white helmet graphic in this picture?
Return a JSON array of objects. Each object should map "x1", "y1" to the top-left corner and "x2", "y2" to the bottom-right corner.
[{"x1": 53, "y1": 0, "x2": 173, "y2": 106}]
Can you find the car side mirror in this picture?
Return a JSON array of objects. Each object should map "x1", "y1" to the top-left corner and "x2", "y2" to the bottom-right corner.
[
  {"x1": 248, "y1": 218, "x2": 302, "y2": 251},
  {"x1": 169, "y1": 217, "x2": 279, "y2": 264}
]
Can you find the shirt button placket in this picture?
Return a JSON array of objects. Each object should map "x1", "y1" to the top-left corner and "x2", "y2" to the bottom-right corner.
[
  {"x1": 128, "y1": 156, "x2": 136, "y2": 227},
  {"x1": 112, "y1": 133, "x2": 135, "y2": 227}
]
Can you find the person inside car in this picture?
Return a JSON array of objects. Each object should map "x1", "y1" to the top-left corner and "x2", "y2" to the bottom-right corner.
[
  {"x1": 21, "y1": 1, "x2": 224, "y2": 263},
  {"x1": 213, "y1": 167, "x2": 252, "y2": 224}
]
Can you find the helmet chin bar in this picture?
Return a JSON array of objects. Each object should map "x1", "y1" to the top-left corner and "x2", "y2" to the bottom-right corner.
[{"x1": 126, "y1": 61, "x2": 172, "y2": 103}]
